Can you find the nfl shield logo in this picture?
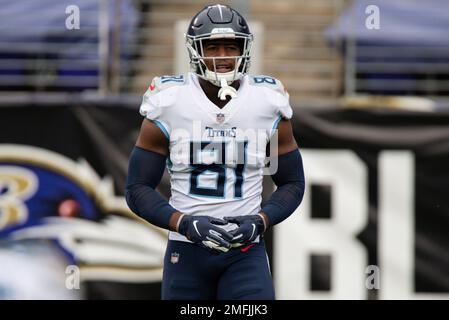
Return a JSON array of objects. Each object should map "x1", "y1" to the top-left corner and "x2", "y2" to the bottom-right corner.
[
  {"x1": 170, "y1": 252, "x2": 180, "y2": 264},
  {"x1": 216, "y1": 113, "x2": 225, "y2": 124}
]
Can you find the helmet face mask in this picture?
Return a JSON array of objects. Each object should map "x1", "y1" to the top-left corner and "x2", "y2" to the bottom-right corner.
[{"x1": 185, "y1": 5, "x2": 253, "y2": 87}]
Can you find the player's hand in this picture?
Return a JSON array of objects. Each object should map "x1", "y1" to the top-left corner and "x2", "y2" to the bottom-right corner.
[
  {"x1": 177, "y1": 215, "x2": 233, "y2": 253},
  {"x1": 224, "y1": 214, "x2": 266, "y2": 247}
]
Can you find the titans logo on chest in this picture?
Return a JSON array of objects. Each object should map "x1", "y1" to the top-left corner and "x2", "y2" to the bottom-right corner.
[{"x1": 205, "y1": 126, "x2": 237, "y2": 138}]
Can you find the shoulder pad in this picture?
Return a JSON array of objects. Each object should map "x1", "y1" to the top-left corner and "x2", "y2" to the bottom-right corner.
[
  {"x1": 140, "y1": 75, "x2": 187, "y2": 116},
  {"x1": 249, "y1": 75, "x2": 288, "y2": 97},
  {"x1": 145, "y1": 74, "x2": 187, "y2": 96}
]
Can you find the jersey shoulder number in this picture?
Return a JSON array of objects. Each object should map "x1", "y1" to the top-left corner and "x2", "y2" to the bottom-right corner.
[
  {"x1": 145, "y1": 74, "x2": 188, "y2": 97},
  {"x1": 248, "y1": 75, "x2": 288, "y2": 97},
  {"x1": 140, "y1": 74, "x2": 188, "y2": 118}
]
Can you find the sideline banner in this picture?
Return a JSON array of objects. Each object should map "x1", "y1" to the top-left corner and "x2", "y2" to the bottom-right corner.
[
  {"x1": 1, "y1": 104, "x2": 448, "y2": 299},
  {"x1": 0, "y1": 104, "x2": 164, "y2": 299},
  {"x1": 275, "y1": 107, "x2": 449, "y2": 299}
]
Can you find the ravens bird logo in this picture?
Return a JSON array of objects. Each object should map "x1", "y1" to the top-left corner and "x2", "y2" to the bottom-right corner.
[{"x1": 0, "y1": 144, "x2": 166, "y2": 299}]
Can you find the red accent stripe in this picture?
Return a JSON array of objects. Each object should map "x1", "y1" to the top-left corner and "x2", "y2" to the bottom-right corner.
[{"x1": 240, "y1": 243, "x2": 255, "y2": 253}]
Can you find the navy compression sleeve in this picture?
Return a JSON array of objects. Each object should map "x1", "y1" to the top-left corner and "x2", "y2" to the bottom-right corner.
[
  {"x1": 261, "y1": 149, "x2": 305, "y2": 226},
  {"x1": 125, "y1": 146, "x2": 177, "y2": 230}
]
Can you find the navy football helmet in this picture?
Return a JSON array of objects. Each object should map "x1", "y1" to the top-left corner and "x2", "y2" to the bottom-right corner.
[{"x1": 186, "y1": 4, "x2": 253, "y2": 87}]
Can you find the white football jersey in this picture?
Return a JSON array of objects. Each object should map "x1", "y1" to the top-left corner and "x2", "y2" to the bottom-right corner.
[{"x1": 139, "y1": 72, "x2": 292, "y2": 242}]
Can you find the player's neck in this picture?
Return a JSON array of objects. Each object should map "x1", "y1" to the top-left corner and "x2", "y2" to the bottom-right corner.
[{"x1": 198, "y1": 77, "x2": 240, "y2": 109}]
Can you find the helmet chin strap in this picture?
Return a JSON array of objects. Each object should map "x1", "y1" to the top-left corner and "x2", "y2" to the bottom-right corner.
[{"x1": 218, "y1": 78, "x2": 238, "y2": 100}]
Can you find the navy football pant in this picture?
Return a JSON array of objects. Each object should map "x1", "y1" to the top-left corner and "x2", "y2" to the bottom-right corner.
[{"x1": 161, "y1": 239, "x2": 275, "y2": 300}]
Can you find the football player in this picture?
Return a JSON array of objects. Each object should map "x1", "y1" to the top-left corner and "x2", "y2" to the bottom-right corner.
[{"x1": 126, "y1": 4, "x2": 305, "y2": 300}]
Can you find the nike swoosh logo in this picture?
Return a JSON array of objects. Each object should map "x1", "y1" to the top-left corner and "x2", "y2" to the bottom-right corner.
[
  {"x1": 193, "y1": 220, "x2": 201, "y2": 236},
  {"x1": 249, "y1": 223, "x2": 256, "y2": 240},
  {"x1": 232, "y1": 234, "x2": 243, "y2": 241}
]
